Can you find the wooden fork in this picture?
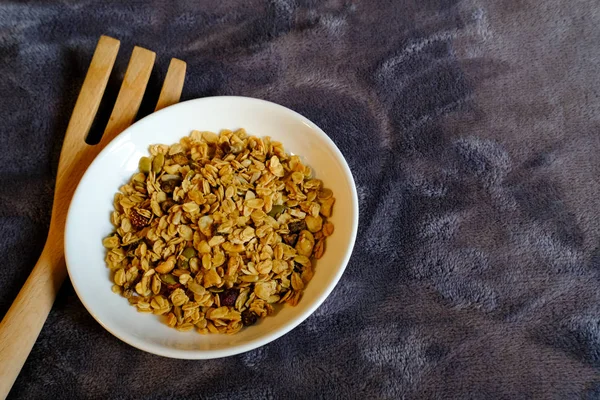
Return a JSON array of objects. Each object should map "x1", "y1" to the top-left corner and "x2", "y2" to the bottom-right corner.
[{"x1": 0, "y1": 35, "x2": 186, "y2": 398}]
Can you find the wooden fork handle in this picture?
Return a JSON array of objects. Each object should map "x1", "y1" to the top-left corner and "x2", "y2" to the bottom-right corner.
[
  {"x1": 0, "y1": 35, "x2": 120, "y2": 399},
  {"x1": 0, "y1": 233, "x2": 66, "y2": 398}
]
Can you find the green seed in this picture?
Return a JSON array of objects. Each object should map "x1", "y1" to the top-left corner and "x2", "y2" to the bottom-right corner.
[
  {"x1": 160, "y1": 274, "x2": 178, "y2": 285},
  {"x1": 182, "y1": 247, "x2": 196, "y2": 259},
  {"x1": 138, "y1": 157, "x2": 151, "y2": 173},
  {"x1": 152, "y1": 153, "x2": 165, "y2": 174},
  {"x1": 177, "y1": 258, "x2": 189, "y2": 270},
  {"x1": 268, "y1": 204, "x2": 286, "y2": 218}
]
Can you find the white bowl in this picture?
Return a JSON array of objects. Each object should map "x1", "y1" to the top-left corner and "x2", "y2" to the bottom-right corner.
[{"x1": 65, "y1": 96, "x2": 358, "y2": 359}]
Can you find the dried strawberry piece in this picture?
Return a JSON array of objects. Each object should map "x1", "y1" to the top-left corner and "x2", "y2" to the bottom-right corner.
[{"x1": 129, "y1": 209, "x2": 149, "y2": 229}]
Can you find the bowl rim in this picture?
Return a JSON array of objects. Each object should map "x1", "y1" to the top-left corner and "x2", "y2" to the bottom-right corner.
[{"x1": 65, "y1": 95, "x2": 359, "y2": 359}]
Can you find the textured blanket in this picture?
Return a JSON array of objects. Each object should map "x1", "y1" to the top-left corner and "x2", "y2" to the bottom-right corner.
[{"x1": 2, "y1": 0, "x2": 600, "y2": 398}]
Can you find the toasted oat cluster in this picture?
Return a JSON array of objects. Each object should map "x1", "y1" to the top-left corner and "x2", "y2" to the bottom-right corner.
[{"x1": 102, "y1": 129, "x2": 335, "y2": 334}]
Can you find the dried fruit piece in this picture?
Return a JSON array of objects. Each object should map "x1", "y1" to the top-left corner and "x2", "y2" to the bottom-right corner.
[
  {"x1": 219, "y1": 289, "x2": 239, "y2": 307},
  {"x1": 129, "y1": 209, "x2": 149, "y2": 229},
  {"x1": 161, "y1": 179, "x2": 178, "y2": 194},
  {"x1": 288, "y1": 220, "x2": 306, "y2": 233},
  {"x1": 283, "y1": 234, "x2": 299, "y2": 247},
  {"x1": 241, "y1": 310, "x2": 258, "y2": 326},
  {"x1": 161, "y1": 199, "x2": 176, "y2": 213}
]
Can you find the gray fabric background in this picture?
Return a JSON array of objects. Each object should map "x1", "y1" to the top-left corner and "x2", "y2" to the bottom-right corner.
[{"x1": 2, "y1": 0, "x2": 600, "y2": 398}]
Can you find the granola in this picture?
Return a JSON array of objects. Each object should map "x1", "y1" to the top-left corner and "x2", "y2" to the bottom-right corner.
[{"x1": 103, "y1": 129, "x2": 335, "y2": 334}]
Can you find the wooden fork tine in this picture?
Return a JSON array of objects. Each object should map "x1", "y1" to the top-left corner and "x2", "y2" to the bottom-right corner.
[
  {"x1": 64, "y1": 35, "x2": 120, "y2": 147},
  {"x1": 99, "y1": 46, "x2": 155, "y2": 147},
  {"x1": 155, "y1": 58, "x2": 186, "y2": 111}
]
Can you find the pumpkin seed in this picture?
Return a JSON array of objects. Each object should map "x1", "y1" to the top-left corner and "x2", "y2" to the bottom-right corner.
[
  {"x1": 177, "y1": 258, "x2": 189, "y2": 270},
  {"x1": 268, "y1": 204, "x2": 286, "y2": 218},
  {"x1": 138, "y1": 157, "x2": 151, "y2": 173},
  {"x1": 160, "y1": 273, "x2": 178, "y2": 285},
  {"x1": 182, "y1": 247, "x2": 196, "y2": 259},
  {"x1": 152, "y1": 153, "x2": 165, "y2": 173}
]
